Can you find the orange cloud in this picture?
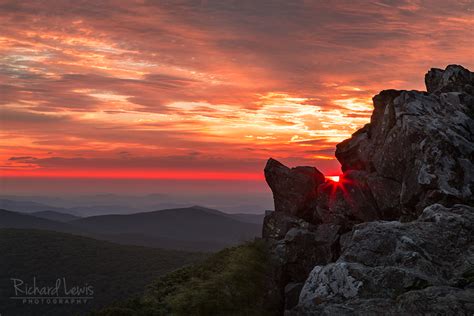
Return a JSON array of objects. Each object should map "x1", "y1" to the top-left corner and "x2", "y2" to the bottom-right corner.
[{"x1": 1, "y1": 0, "x2": 473, "y2": 194}]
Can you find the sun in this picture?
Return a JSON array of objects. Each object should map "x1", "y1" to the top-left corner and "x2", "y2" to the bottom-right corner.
[{"x1": 326, "y1": 175, "x2": 340, "y2": 183}]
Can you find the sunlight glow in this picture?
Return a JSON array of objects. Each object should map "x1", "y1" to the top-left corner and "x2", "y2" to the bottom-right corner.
[{"x1": 326, "y1": 175, "x2": 340, "y2": 182}]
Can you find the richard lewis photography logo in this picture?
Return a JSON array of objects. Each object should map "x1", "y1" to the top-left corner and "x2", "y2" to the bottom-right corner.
[{"x1": 9, "y1": 277, "x2": 94, "y2": 305}]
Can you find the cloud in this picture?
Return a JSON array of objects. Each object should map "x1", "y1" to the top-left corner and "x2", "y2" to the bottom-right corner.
[
  {"x1": 8, "y1": 154, "x2": 264, "y2": 171},
  {"x1": 0, "y1": 108, "x2": 69, "y2": 123},
  {"x1": 8, "y1": 156, "x2": 37, "y2": 161},
  {"x1": 0, "y1": 0, "x2": 473, "y2": 189}
]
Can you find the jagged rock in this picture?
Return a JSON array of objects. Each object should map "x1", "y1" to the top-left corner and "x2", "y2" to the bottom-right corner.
[
  {"x1": 266, "y1": 223, "x2": 342, "y2": 313},
  {"x1": 279, "y1": 224, "x2": 341, "y2": 282},
  {"x1": 264, "y1": 158, "x2": 325, "y2": 221},
  {"x1": 263, "y1": 240, "x2": 288, "y2": 314},
  {"x1": 263, "y1": 65, "x2": 474, "y2": 315},
  {"x1": 394, "y1": 286, "x2": 474, "y2": 315},
  {"x1": 294, "y1": 204, "x2": 474, "y2": 314},
  {"x1": 334, "y1": 124, "x2": 372, "y2": 172},
  {"x1": 365, "y1": 174, "x2": 401, "y2": 219},
  {"x1": 262, "y1": 210, "x2": 312, "y2": 240},
  {"x1": 315, "y1": 171, "x2": 380, "y2": 230},
  {"x1": 425, "y1": 64, "x2": 474, "y2": 94},
  {"x1": 284, "y1": 282, "x2": 304, "y2": 311},
  {"x1": 335, "y1": 65, "x2": 474, "y2": 219},
  {"x1": 290, "y1": 287, "x2": 474, "y2": 315}
]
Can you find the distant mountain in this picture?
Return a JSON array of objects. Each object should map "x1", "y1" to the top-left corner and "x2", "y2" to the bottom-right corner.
[
  {"x1": 0, "y1": 209, "x2": 82, "y2": 234},
  {"x1": 0, "y1": 198, "x2": 159, "y2": 217},
  {"x1": 30, "y1": 210, "x2": 82, "y2": 222},
  {"x1": 0, "y1": 207, "x2": 262, "y2": 252},
  {"x1": 66, "y1": 204, "x2": 144, "y2": 216},
  {"x1": 185, "y1": 206, "x2": 265, "y2": 224},
  {"x1": 0, "y1": 229, "x2": 204, "y2": 316},
  {"x1": 0, "y1": 198, "x2": 75, "y2": 214},
  {"x1": 0, "y1": 193, "x2": 273, "y2": 215},
  {"x1": 229, "y1": 213, "x2": 265, "y2": 224},
  {"x1": 71, "y1": 206, "x2": 261, "y2": 251},
  {"x1": 0, "y1": 198, "x2": 143, "y2": 217},
  {"x1": 164, "y1": 205, "x2": 265, "y2": 224},
  {"x1": 95, "y1": 232, "x2": 231, "y2": 252}
]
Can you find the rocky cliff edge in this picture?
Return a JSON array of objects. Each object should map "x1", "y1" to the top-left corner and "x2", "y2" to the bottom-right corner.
[{"x1": 262, "y1": 65, "x2": 474, "y2": 315}]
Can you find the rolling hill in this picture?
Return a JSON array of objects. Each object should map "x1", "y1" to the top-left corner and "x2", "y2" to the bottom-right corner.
[
  {"x1": 30, "y1": 210, "x2": 82, "y2": 222},
  {"x1": 95, "y1": 240, "x2": 272, "y2": 316},
  {"x1": 0, "y1": 209, "x2": 82, "y2": 234},
  {"x1": 0, "y1": 198, "x2": 143, "y2": 217},
  {"x1": 0, "y1": 206, "x2": 262, "y2": 251},
  {"x1": 0, "y1": 229, "x2": 205, "y2": 316},
  {"x1": 0, "y1": 199, "x2": 73, "y2": 214},
  {"x1": 70, "y1": 206, "x2": 261, "y2": 251}
]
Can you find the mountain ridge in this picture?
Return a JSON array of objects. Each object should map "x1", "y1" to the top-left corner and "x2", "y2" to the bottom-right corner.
[
  {"x1": 30, "y1": 210, "x2": 82, "y2": 222},
  {"x1": 0, "y1": 206, "x2": 262, "y2": 251},
  {"x1": 70, "y1": 206, "x2": 261, "y2": 245}
]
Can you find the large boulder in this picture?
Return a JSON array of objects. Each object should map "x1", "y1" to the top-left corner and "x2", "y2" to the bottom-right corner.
[
  {"x1": 294, "y1": 204, "x2": 474, "y2": 315},
  {"x1": 279, "y1": 224, "x2": 341, "y2": 282},
  {"x1": 425, "y1": 64, "x2": 474, "y2": 94},
  {"x1": 269, "y1": 223, "x2": 342, "y2": 313},
  {"x1": 262, "y1": 210, "x2": 313, "y2": 240},
  {"x1": 264, "y1": 158, "x2": 325, "y2": 221},
  {"x1": 335, "y1": 65, "x2": 474, "y2": 219}
]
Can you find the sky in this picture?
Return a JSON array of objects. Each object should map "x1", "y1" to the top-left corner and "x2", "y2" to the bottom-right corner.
[{"x1": 0, "y1": 0, "x2": 473, "y2": 200}]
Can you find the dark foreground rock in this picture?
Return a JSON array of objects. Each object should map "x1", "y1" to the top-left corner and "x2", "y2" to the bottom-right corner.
[
  {"x1": 336, "y1": 65, "x2": 473, "y2": 220},
  {"x1": 262, "y1": 65, "x2": 474, "y2": 315},
  {"x1": 295, "y1": 204, "x2": 474, "y2": 315},
  {"x1": 265, "y1": 158, "x2": 325, "y2": 222}
]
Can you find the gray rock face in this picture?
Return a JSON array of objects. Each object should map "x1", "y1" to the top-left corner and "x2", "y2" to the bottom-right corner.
[
  {"x1": 262, "y1": 65, "x2": 474, "y2": 315},
  {"x1": 279, "y1": 224, "x2": 341, "y2": 282},
  {"x1": 266, "y1": 222, "x2": 342, "y2": 311},
  {"x1": 426, "y1": 64, "x2": 474, "y2": 94},
  {"x1": 265, "y1": 158, "x2": 325, "y2": 221},
  {"x1": 336, "y1": 65, "x2": 474, "y2": 219},
  {"x1": 315, "y1": 171, "x2": 380, "y2": 230},
  {"x1": 262, "y1": 211, "x2": 313, "y2": 240},
  {"x1": 295, "y1": 204, "x2": 474, "y2": 315}
]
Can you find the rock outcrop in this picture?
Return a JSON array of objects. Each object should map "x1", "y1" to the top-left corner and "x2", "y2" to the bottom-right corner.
[
  {"x1": 336, "y1": 65, "x2": 473, "y2": 220},
  {"x1": 262, "y1": 65, "x2": 474, "y2": 315},
  {"x1": 296, "y1": 204, "x2": 474, "y2": 315},
  {"x1": 265, "y1": 158, "x2": 325, "y2": 222}
]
